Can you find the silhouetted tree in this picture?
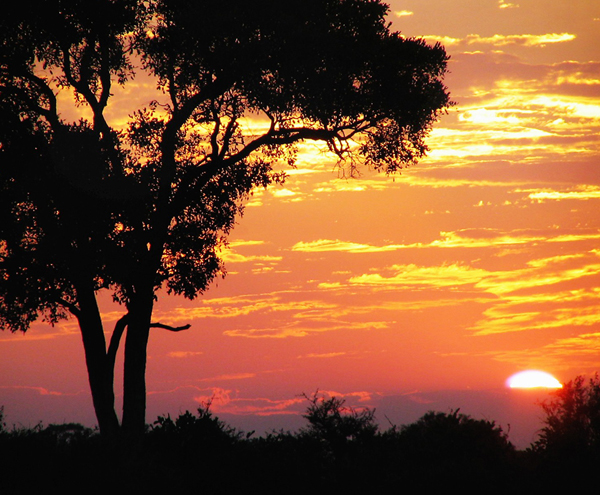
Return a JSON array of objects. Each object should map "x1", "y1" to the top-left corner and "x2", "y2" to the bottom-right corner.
[
  {"x1": 0, "y1": 0, "x2": 452, "y2": 442},
  {"x1": 531, "y1": 374, "x2": 600, "y2": 490},
  {"x1": 301, "y1": 392, "x2": 378, "y2": 443},
  {"x1": 298, "y1": 392, "x2": 379, "y2": 493},
  {"x1": 396, "y1": 410, "x2": 516, "y2": 492},
  {"x1": 536, "y1": 374, "x2": 600, "y2": 453}
]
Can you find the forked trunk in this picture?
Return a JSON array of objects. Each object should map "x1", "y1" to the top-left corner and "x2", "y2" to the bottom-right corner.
[{"x1": 75, "y1": 285, "x2": 120, "y2": 442}]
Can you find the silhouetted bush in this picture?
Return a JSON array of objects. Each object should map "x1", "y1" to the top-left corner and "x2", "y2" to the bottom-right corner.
[
  {"x1": 0, "y1": 419, "x2": 101, "y2": 493},
  {"x1": 141, "y1": 405, "x2": 245, "y2": 491},
  {"x1": 6, "y1": 395, "x2": 588, "y2": 495},
  {"x1": 391, "y1": 409, "x2": 517, "y2": 493}
]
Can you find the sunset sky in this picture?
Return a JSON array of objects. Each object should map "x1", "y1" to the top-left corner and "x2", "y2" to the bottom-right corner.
[{"x1": 1, "y1": 0, "x2": 599, "y2": 448}]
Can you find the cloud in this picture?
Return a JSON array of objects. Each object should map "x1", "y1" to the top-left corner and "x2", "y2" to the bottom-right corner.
[
  {"x1": 228, "y1": 240, "x2": 265, "y2": 247},
  {"x1": 313, "y1": 178, "x2": 392, "y2": 193},
  {"x1": 473, "y1": 302, "x2": 600, "y2": 336},
  {"x1": 292, "y1": 239, "x2": 405, "y2": 253},
  {"x1": 219, "y1": 251, "x2": 282, "y2": 264},
  {"x1": 292, "y1": 229, "x2": 600, "y2": 255},
  {"x1": 167, "y1": 351, "x2": 203, "y2": 358},
  {"x1": 487, "y1": 331, "x2": 600, "y2": 370},
  {"x1": 313, "y1": 246, "x2": 600, "y2": 337},
  {"x1": 163, "y1": 296, "x2": 338, "y2": 322},
  {"x1": 224, "y1": 320, "x2": 390, "y2": 339},
  {"x1": 218, "y1": 241, "x2": 282, "y2": 265},
  {"x1": 348, "y1": 263, "x2": 487, "y2": 288},
  {"x1": 425, "y1": 33, "x2": 576, "y2": 47},
  {"x1": 0, "y1": 385, "x2": 80, "y2": 397},
  {"x1": 524, "y1": 186, "x2": 600, "y2": 201},
  {"x1": 198, "y1": 373, "x2": 256, "y2": 382},
  {"x1": 272, "y1": 188, "x2": 298, "y2": 198},
  {"x1": 394, "y1": 10, "x2": 413, "y2": 17},
  {"x1": 498, "y1": 0, "x2": 518, "y2": 8},
  {"x1": 191, "y1": 389, "x2": 305, "y2": 416},
  {"x1": 298, "y1": 352, "x2": 347, "y2": 359}
]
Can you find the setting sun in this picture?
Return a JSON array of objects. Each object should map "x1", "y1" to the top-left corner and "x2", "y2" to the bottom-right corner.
[{"x1": 507, "y1": 371, "x2": 563, "y2": 389}]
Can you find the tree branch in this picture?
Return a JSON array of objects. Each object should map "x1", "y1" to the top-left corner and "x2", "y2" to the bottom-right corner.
[
  {"x1": 149, "y1": 322, "x2": 191, "y2": 332},
  {"x1": 107, "y1": 313, "x2": 129, "y2": 370},
  {"x1": 57, "y1": 298, "x2": 81, "y2": 318},
  {"x1": 60, "y1": 38, "x2": 123, "y2": 175}
]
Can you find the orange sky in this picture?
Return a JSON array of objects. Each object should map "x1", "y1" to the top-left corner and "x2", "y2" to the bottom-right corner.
[{"x1": 1, "y1": 0, "x2": 599, "y2": 447}]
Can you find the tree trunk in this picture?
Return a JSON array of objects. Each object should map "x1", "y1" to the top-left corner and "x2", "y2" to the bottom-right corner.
[
  {"x1": 75, "y1": 285, "x2": 120, "y2": 442},
  {"x1": 121, "y1": 287, "x2": 155, "y2": 440}
]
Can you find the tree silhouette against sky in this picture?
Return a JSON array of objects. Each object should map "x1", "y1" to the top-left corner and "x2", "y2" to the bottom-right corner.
[{"x1": 0, "y1": 0, "x2": 452, "y2": 443}]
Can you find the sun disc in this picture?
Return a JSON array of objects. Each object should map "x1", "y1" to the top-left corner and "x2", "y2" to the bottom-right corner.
[{"x1": 506, "y1": 370, "x2": 562, "y2": 389}]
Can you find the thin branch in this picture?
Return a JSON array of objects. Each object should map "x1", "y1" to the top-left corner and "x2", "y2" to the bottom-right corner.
[
  {"x1": 149, "y1": 322, "x2": 191, "y2": 332},
  {"x1": 218, "y1": 118, "x2": 238, "y2": 160},
  {"x1": 210, "y1": 104, "x2": 221, "y2": 161},
  {"x1": 60, "y1": 38, "x2": 123, "y2": 174},
  {"x1": 222, "y1": 126, "x2": 337, "y2": 167},
  {"x1": 57, "y1": 298, "x2": 81, "y2": 317}
]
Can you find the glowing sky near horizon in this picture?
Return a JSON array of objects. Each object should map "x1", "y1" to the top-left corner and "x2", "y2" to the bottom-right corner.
[{"x1": 1, "y1": 0, "x2": 599, "y2": 445}]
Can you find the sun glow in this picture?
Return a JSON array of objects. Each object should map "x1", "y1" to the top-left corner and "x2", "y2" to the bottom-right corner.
[{"x1": 507, "y1": 370, "x2": 563, "y2": 389}]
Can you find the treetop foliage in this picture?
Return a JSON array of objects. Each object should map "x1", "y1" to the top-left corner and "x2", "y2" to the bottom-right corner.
[
  {"x1": 535, "y1": 373, "x2": 600, "y2": 454},
  {"x1": 1, "y1": 0, "x2": 451, "y2": 333}
]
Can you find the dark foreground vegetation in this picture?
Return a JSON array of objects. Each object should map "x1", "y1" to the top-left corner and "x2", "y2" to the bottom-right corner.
[{"x1": 2, "y1": 376, "x2": 599, "y2": 494}]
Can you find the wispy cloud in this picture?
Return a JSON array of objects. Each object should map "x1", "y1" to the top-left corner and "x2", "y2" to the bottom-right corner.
[
  {"x1": 424, "y1": 33, "x2": 576, "y2": 47},
  {"x1": 191, "y1": 388, "x2": 305, "y2": 416},
  {"x1": 224, "y1": 320, "x2": 390, "y2": 339},
  {"x1": 522, "y1": 186, "x2": 600, "y2": 201},
  {"x1": 313, "y1": 247, "x2": 600, "y2": 337},
  {"x1": 167, "y1": 351, "x2": 204, "y2": 358},
  {"x1": 347, "y1": 263, "x2": 487, "y2": 288},
  {"x1": 298, "y1": 351, "x2": 347, "y2": 359},
  {"x1": 292, "y1": 229, "x2": 600, "y2": 254},
  {"x1": 164, "y1": 296, "x2": 338, "y2": 322},
  {"x1": 0, "y1": 385, "x2": 81, "y2": 397},
  {"x1": 198, "y1": 373, "x2": 256, "y2": 382},
  {"x1": 487, "y1": 331, "x2": 600, "y2": 370},
  {"x1": 292, "y1": 239, "x2": 405, "y2": 253}
]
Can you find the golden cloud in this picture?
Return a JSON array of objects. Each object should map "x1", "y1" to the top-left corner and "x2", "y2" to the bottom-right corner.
[
  {"x1": 317, "y1": 247, "x2": 600, "y2": 336},
  {"x1": 487, "y1": 332, "x2": 600, "y2": 370},
  {"x1": 292, "y1": 230, "x2": 600, "y2": 255},
  {"x1": 167, "y1": 297, "x2": 338, "y2": 321},
  {"x1": 349, "y1": 263, "x2": 487, "y2": 287},
  {"x1": 292, "y1": 239, "x2": 405, "y2": 253},
  {"x1": 219, "y1": 251, "x2": 283, "y2": 263},
  {"x1": 473, "y1": 303, "x2": 600, "y2": 336},
  {"x1": 228, "y1": 240, "x2": 265, "y2": 247},
  {"x1": 524, "y1": 186, "x2": 600, "y2": 201},
  {"x1": 498, "y1": 0, "x2": 518, "y2": 9},
  {"x1": 425, "y1": 33, "x2": 576, "y2": 47}
]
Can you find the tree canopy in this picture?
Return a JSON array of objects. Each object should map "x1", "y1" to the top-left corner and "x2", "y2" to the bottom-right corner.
[
  {"x1": 0, "y1": 0, "x2": 452, "y2": 441},
  {"x1": 535, "y1": 374, "x2": 600, "y2": 455}
]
